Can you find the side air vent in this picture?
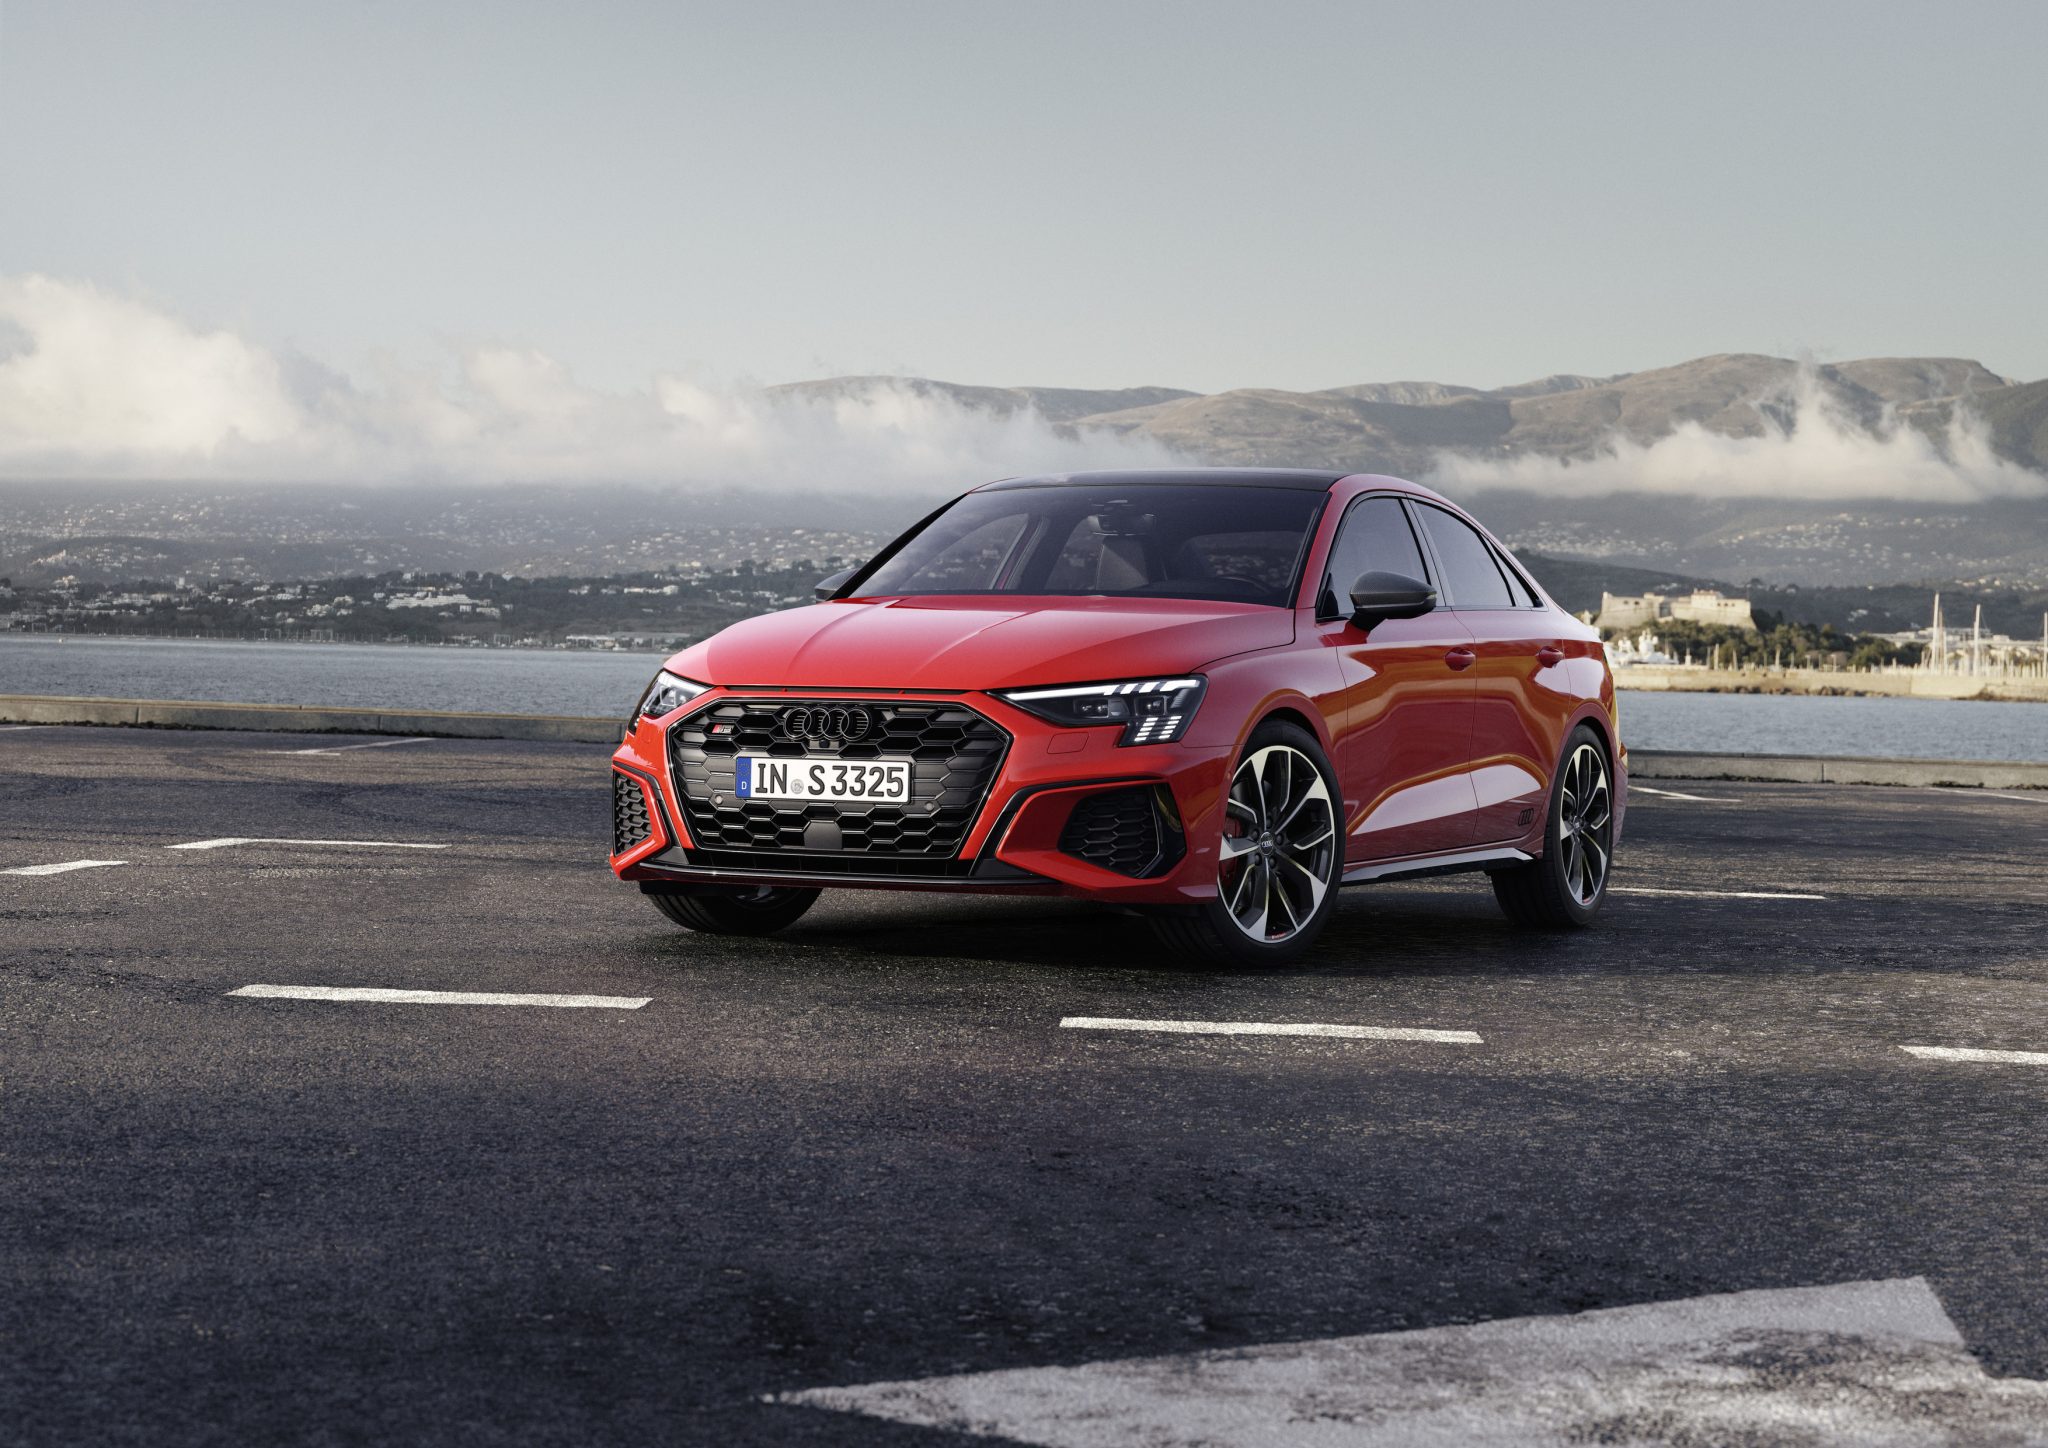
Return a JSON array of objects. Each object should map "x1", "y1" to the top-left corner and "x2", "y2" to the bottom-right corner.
[{"x1": 612, "y1": 772, "x2": 654, "y2": 855}]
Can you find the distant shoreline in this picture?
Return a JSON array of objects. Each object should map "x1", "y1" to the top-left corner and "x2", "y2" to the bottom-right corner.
[
  {"x1": 1, "y1": 631, "x2": 670, "y2": 655},
  {"x1": 1614, "y1": 665, "x2": 2048, "y2": 704}
]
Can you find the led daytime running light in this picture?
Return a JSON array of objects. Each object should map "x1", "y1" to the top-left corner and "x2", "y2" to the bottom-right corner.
[{"x1": 1000, "y1": 676, "x2": 1206, "y2": 747}]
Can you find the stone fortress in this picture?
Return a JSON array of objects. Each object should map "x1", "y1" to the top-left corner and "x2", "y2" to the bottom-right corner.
[{"x1": 1593, "y1": 590, "x2": 1757, "y2": 633}]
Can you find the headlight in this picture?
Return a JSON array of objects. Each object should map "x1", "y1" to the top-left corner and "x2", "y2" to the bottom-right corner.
[
  {"x1": 999, "y1": 676, "x2": 1206, "y2": 746},
  {"x1": 630, "y1": 669, "x2": 709, "y2": 729}
]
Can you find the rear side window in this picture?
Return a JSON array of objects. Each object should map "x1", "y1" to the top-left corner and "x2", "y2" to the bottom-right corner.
[
  {"x1": 1324, "y1": 496, "x2": 1431, "y2": 604},
  {"x1": 1491, "y1": 545, "x2": 1542, "y2": 607},
  {"x1": 1414, "y1": 504, "x2": 1515, "y2": 609}
]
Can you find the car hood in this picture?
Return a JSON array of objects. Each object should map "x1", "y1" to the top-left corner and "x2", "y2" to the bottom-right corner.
[{"x1": 667, "y1": 596, "x2": 1295, "y2": 691}]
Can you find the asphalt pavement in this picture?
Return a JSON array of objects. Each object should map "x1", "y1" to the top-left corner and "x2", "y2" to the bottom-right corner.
[{"x1": 3, "y1": 726, "x2": 2046, "y2": 1445}]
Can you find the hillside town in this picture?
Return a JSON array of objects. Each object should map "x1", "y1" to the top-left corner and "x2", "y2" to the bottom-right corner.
[{"x1": 0, "y1": 563, "x2": 836, "y2": 651}]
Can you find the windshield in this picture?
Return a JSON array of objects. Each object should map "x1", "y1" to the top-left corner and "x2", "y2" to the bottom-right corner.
[{"x1": 849, "y1": 484, "x2": 1326, "y2": 607}]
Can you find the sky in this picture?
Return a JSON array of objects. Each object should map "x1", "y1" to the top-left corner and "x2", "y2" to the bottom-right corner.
[
  {"x1": 3, "y1": 0, "x2": 2044, "y2": 398},
  {"x1": 0, "y1": 0, "x2": 2043, "y2": 495}
]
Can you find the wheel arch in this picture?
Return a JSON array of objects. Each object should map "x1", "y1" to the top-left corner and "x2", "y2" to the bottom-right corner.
[
  {"x1": 1254, "y1": 703, "x2": 1324, "y2": 748},
  {"x1": 1568, "y1": 704, "x2": 1617, "y2": 765}
]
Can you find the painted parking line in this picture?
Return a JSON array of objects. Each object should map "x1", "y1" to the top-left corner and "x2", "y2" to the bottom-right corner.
[
  {"x1": 228, "y1": 984, "x2": 650, "y2": 1009},
  {"x1": 1902, "y1": 1044, "x2": 2048, "y2": 1066},
  {"x1": 1630, "y1": 785, "x2": 1729, "y2": 802},
  {"x1": 274, "y1": 737, "x2": 438, "y2": 756},
  {"x1": 1060, "y1": 1017, "x2": 1482, "y2": 1044},
  {"x1": 1610, "y1": 886, "x2": 1825, "y2": 901},
  {"x1": 776, "y1": 1278, "x2": 2048, "y2": 1445},
  {"x1": 167, "y1": 837, "x2": 452, "y2": 851},
  {"x1": 3, "y1": 859, "x2": 128, "y2": 876}
]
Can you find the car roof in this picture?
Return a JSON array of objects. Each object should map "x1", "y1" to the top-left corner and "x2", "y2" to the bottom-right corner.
[{"x1": 977, "y1": 468, "x2": 1349, "y2": 493}]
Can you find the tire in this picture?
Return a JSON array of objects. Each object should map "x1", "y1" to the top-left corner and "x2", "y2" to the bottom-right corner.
[
  {"x1": 648, "y1": 885, "x2": 822, "y2": 936},
  {"x1": 1147, "y1": 718, "x2": 1343, "y2": 967},
  {"x1": 1492, "y1": 724, "x2": 1614, "y2": 928}
]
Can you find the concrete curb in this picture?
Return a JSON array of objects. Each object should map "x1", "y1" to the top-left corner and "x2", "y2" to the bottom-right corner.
[
  {"x1": 1631, "y1": 749, "x2": 2048, "y2": 790},
  {"x1": 0, "y1": 694, "x2": 621, "y2": 744},
  {"x1": 2, "y1": 695, "x2": 2043, "y2": 788}
]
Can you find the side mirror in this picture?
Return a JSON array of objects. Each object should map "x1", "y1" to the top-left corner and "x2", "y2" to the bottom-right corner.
[
  {"x1": 814, "y1": 567, "x2": 857, "y2": 601},
  {"x1": 1348, "y1": 570, "x2": 1436, "y2": 627}
]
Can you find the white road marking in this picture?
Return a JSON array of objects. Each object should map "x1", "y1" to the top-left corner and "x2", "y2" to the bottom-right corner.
[
  {"x1": 274, "y1": 737, "x2": 438, "y2": 755},
  {"x1": 1629, "y1": 785, "x2": 1728, "y2": 802},
  {"x1": 3, "y1": 859, "x2": 128, "y2": 876},
  {"x1": 0, "y1": 725, "x2": 38, "y2": 731},
  {"x1": 777, "y1": 1278, "x2": 2048, "y2": 1446},
  {"x1": 167, "y1": 837, "x2": 451, "y2": 851},
  {"x1": 1903, "y1": 1044, "x2": 2048, "y2": 1066},
  {"x1": 228, "y1": 984, "x2": 650, "y2": 1009},
  {"x1": 1986, "y1": 792, "x2": 2048, "y2": 805},
  {"x1": 1610, "y1": 886, "x2": 1825, "y2": 901},
  {"x1": 1059, "y1": 1017, "x2": 1481, "y2": 1044}
]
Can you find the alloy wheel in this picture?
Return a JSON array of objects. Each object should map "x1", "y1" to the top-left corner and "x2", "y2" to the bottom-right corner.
[
  {"x1": 1557, "y1": 741, "x2": 1613, "y2": 906},
  {"x1": 1219, "y1": 744, "x2": 1337, "y2": 943}
]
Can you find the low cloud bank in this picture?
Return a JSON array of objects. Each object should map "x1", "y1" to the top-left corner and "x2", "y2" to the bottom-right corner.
[
  {"x1": 1426, "y1": 368, "x2": 2044, "y2": 503},
  {"x1": 0, "y1": 275, "x2": 1181, "y2": 488},
  {"x1": 5, "y1": 275, "x2": 2041, "y2": 503}
]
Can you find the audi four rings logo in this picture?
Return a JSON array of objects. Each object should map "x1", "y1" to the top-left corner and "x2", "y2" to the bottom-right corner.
[{"x1": 780, "y1": 706, "x2": 873, "y2": 742}]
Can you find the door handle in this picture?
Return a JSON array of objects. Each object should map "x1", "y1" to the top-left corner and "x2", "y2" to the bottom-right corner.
[
  {"x1": 1444, "y1": 647, "x2": 1476, "y2": 671},
  {"x1": 1535, "y1": 646, "x2": 1564, "y2": 668}
]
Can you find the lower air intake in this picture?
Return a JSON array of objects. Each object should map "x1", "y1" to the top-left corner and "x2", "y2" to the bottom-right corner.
[{"x1": 1058, "y1": 786, "x2": 1182, "y2": 878}]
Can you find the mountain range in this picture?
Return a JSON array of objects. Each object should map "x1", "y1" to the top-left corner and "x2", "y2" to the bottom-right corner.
[
  {"x1": 6, "y1": 354, "x2": 2047, "y2": 596},
  {"x1": 773, "y1": 353, "x2": 2048, "y2": 478}
]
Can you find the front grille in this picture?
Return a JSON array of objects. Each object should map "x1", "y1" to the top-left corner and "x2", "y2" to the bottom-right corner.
[
  {"x1": 1059, "y1": 786, "x2": 1180, "y2": 877},
  {"x1": 612, "y1": 771, "x2": 654, "y2": 855},
  {"x1": 669, "y1": 698, "x2": 1009, "y2": 877}
]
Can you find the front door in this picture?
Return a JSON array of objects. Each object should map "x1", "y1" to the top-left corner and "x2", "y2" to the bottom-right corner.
[{"x1": 1317, "y1": 495, "x2": 1481, "y2": 862}]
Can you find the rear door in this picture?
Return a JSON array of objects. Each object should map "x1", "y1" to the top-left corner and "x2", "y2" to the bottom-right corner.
[
  {"x1": 1409, "y1": 503, "x2": 1562, "y2": 845},
  {"x1": 1317, "y1": 495, "x2": 1480, "y2": 862}
]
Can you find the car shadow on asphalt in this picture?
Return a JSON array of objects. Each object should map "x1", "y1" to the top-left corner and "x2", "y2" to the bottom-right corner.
[
  {"x1": 621, "y1": 884, "x2": 1622, "y2": 980},
  {"x1": 621, "y1": 875, "x2": 1996, "y2": 983}
]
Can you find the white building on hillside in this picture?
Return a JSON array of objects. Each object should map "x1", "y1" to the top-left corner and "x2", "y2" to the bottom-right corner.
[{"x1": 1594, "y1": 589, "x2": 1756, "y2": 633}]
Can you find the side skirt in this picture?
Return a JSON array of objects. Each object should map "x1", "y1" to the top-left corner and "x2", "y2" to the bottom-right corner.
[{"x1": 1341, "y1": 846, "x2": 1533, "y2": 886}]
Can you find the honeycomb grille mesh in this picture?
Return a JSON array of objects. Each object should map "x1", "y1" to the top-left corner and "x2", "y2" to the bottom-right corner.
[
  {"x1": 1058, "y1": 787, "x2": 1168, "y2": 877},
  {"x1": 612, "y1": 771, "x2": 654, "y2": 855},
  {"x1": 669, "y1": 698, "x2": 1009, "y2": 874}
]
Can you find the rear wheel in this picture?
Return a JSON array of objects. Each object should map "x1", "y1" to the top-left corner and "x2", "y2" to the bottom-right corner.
[
  {"x1": 1492, "y1": 725, "x2": 1613, "y2": 928},
  {"x1": 1148, "y1": 720, "x2": 1342, "y2": 967},
  {"x1": 648, "y1": 885, "x2": 821, "y2": 936}
]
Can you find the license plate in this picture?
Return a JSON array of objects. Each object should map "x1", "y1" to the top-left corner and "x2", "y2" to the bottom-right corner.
[{"x1": 734, "y1": 755, "x2": 913, "y2": 804}]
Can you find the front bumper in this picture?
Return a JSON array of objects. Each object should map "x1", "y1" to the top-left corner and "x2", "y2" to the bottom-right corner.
[{"x1": 608, "y1": 688, "x2": 1233, "y2": 904}]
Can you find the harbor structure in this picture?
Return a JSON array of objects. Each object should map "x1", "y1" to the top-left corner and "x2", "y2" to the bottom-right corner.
[{"x1": 1877, "y1": 595, "x2": 2048, "y2": 679}]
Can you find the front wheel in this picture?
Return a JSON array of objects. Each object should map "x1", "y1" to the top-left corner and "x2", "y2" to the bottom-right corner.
[
  {"x1": 648, "y1": 885, "x2": 822, "y2": 936},
  {"x1": 1492, "y1": 725, "x2": 1614, "y2": 928},
  {"x1": 1148, "y1": 720, "x2": 1342, "y2": 967}
]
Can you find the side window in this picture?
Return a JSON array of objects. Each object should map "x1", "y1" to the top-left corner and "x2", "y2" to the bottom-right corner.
[
  {"x1": 1414, "y1": 505, "x2": 1515, "y2": 608},
  {"x1": 1491, "y1": 544, "x2": 1541, "y2": 607},
  {"x1": 1324, "y1": 496, "x2": 1431, "y2": 608}
]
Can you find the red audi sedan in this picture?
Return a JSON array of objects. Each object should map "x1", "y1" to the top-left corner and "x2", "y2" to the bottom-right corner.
[{"x1": 610, "y1": 470, "x2": 1624, "y2": 964}]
